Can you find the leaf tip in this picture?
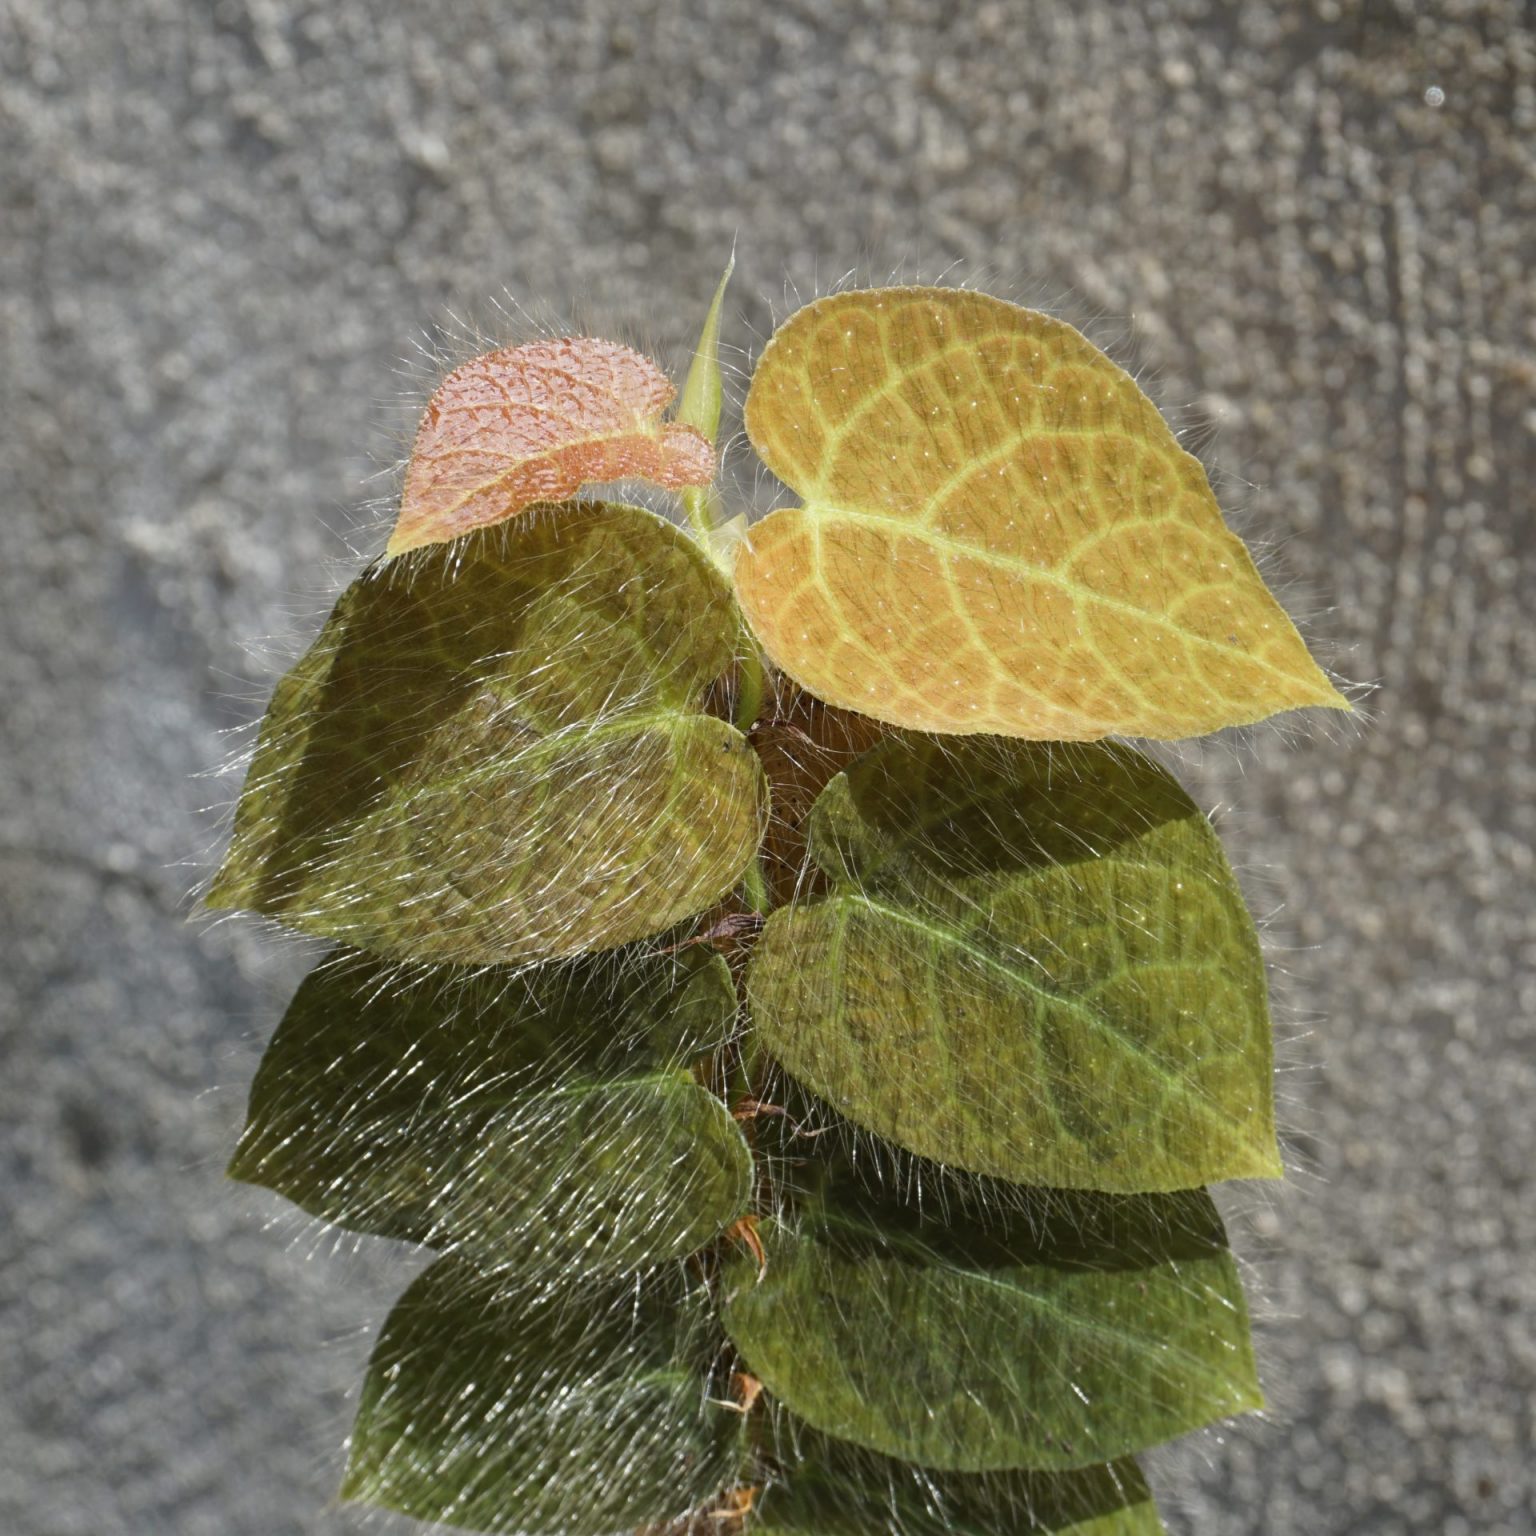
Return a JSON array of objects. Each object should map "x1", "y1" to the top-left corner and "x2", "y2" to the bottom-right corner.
[
  {"x1": 224, "y1": 1137, "x2": 265, "y2": 1187},
  {"x1": 1318, "y1": 678, "x2": 1358, "y2": 713},
  {"x1": 659, "y1": 420, "x2": 719, "y2": 483},
  {"x1": 380, "y1": 528, "x2": 419, "y2": 561},
  {"x1": 335, "y1": 1457, "x2": 370, "y2": 1508}
]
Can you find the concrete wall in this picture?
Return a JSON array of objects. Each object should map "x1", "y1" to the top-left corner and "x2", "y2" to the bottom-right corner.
[{"x1": 2, "y1": 2, "x2": 1531, "y2": 1532}]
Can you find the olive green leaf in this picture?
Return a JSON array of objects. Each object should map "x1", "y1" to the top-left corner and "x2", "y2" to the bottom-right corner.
[
  {"x1": 720, "y1": 1186, "x2": 1260, "y2": 1473},
  {"x1": 757, "y1": 1427, "x2": 1162, "y2": 1535},
  {"x1": 208, "y1": 501, "x2": 768, "y2": 965},
  {"x1": 733, "y1": 286, "x2": 1349, "y2": 739},
  {"x1": 746, "y1": 735, "x2": 1279, "y2": 1191},
  {"x1": 229, "y1": 945, "x2": 750, "y2": 1277},
  {"x1": 344, "y1": 1258, "x2": 744, "y2": 1535}
]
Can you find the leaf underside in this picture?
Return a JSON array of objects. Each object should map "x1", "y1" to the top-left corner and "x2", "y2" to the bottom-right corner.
[
  {"x1": 208, "y1": 501, "x2": 767, "y2": 966},
  {"x1": 229, "y1": 946, "x2": 751, "y2": 1277},
  {"x1": 734, "y1": 286, "x2": 1348, "y2": 739},
  {"x1": 388, "y1": 337, "x2": 714, "y2": 556},
  {"x1": 344, "y1": 1258, "x2": 743, "y2": 1536},
  {"x1": 721, "y1": 1186, "x2": 1261, "y2": 1474},
  {"x1": 747, "y1": 734, "x2": 1280, "y2": 1191}
]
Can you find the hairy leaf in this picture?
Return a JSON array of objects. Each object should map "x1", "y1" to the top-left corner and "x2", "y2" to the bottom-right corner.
[
  {"x1": 229, "y1": 946, "x2": 750, "y2": 1276},
  {"x1": 734, "y1": 286, "x2": 1348, "y2": 739},
  {"x1": 758, "y1": 1428, "x2": 1162, "y2": 1535},
  {"x1": 208, "y1": 501, "x2": 767, "y2": 965},
  {"x1": 344, "y1": 1259, "x2": 743, "y2": 1535},
  {"x1": 747, "y1": 735, "x2": 1279, "y2": 1191},
  {"x1": 387, "y1": 338, "x2": 714, "y2": 556},
  {"x1": 677, "y1": 254, "x2": 735, "y2": 446},
  {"x1": 721, "y1": 1187, "x2": 1260, "y2": 1473},
  {"x1": 677, "y1": 254, "x2": 750, "y2": 573}
]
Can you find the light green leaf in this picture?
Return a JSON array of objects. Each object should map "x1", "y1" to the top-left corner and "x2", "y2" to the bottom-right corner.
[
  {"x1": 208, "y1": 501, "x2": 767, "y2": 965},
  {"x1": 746, "y1": 735, "x2": 1279, "y2": 1191},
  {"x1": 721, "y1": 1186, "x2": 1261, "y2": 1473},
  {"x1": 757, "y1": 1428, "x2": 1162, "y2": 1535},
  {"x1": 677, "y1": 252, "x2": 735, "y2": 445},
  {"x1": 229, "y1": 946, "x2": 751, "y2": 1276},
  {"x1": 344, "y1": 1259, "x2": 744, "y2": 1535},
  {"x1": 677, "y1": 253, "x2": 743, "y2": 568}
]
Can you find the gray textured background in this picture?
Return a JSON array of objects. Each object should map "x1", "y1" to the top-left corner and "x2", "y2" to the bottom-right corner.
[{"x1": 2, "y1": 1, "x2": 1533, "y2": 1533}]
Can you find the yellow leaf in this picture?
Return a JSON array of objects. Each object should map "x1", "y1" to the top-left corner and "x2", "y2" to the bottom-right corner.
[{"x1": 734, "y1": 287, "x2": 1349, "y2": 740}]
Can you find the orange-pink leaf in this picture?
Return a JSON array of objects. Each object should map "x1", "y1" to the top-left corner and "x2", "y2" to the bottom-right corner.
[{"x1": 387, "y1": 337, "x2": 716, "y2": 556}]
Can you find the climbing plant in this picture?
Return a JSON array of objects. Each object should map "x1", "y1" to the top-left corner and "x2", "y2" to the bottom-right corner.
[{"x1": 210, "y1": 266, "x2": 1349, "y2": 1535}]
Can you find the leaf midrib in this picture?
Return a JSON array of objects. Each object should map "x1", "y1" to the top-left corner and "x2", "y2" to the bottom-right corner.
[{"x1": 799, "y1": 499, "x2": 1311, "y2": 695}]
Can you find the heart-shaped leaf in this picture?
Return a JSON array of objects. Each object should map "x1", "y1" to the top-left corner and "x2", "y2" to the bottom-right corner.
[
  {"x1": 734, "y1": 287, "x2": 1349, "y2": 739},
  {"x1": 757, "y1": 1428, "x2": 1162, "y2": 1535},
  {"x1": 344, "y1": 1259, "x2": 744, "y2": 1535},
  {"x1": 229, "y1": 946, "x2": 751, "y2": 1277},
  {"x1": 721, "y1": 1186, "x2": 1260, "y2": 1473},
  {"x1": 746, "y1": 735, "x2": 1279, "y2": 1191},
  {"x1": 208, "y1": 501, "x2": 768, "y2": 965},
  {"x1": 387, "y1": 338, "x2": 715, "y2": 556}
]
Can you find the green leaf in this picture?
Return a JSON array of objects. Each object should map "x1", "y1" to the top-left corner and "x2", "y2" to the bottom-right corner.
[
  {"x1": 757, "y1": 1428, "x2": 1162, "y2": 1535},
  {"x1": 208, "y1": 501, "x2": 768, "y2": 965},
  {"x1": 677, "y1": 252, "x2": 735, "y2": 446},
  {"x1": 229, "y1": 946, "x2": 752, "y2": 1276},
  {"x1": 746, "y1": 735, "x2": 1279, "y2": 1191},
  {"x1": 344, "y1": 1258, "x2": 744, "y2": 1535},
  {"x1": 720, "y1": 1185, "x2": 1261, "y2": 1473},
  {"x1": 677, "y1": 253, "x2": 748, "y2": 568}
]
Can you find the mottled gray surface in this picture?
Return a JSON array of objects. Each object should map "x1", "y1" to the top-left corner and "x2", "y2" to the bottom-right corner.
[{"x1": 2, "y1": 1, "x2": 1532, "y2": 1533}]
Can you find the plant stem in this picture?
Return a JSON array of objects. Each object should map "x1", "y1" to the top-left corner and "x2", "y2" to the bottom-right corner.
[
  {"x1": 742, "y1": 853, "x2": 771, "y2": 918},
  {"x1": 734, "y1": 644, "x2": 765, "y2": 734},
  {"x1": 736, "y1": 640, "x2": 770, "y2": 914},
  {"x1": 682, "y1": 484, "x2": 718, "y2": 545}
]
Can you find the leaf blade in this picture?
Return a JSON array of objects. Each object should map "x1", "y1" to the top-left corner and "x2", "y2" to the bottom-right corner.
[
  {"x1": 746, "y1": 736, "x2": 1279, "y2": 1191},
  {"x1": 229, "y1": 947, "x2": 752, "y2": 1276},
  {"x1": 209, "y1": 502, "x2": 767, "y2": 965},
  {"x1": 735, "y1": 287, "x2": 1348, "y2": 739},
  {"x1": 756, "y1": 1429, "x2": 1163, "y2": 1536},
  {"x1": 344, "y1": 1259, "x2": 743, "y2": 1535},
  {"x1": 721, "y1": 1189, "x2": 1261, "y2": 1473},
  {"x1": 677, "y1": 253, "x2": 735, "y2": 446},
  {"x1": 388, "y1": 338, "x2": 714, "y2": 556}
]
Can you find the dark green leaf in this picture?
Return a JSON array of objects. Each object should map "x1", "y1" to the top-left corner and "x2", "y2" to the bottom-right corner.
[
  {"x1": 720, "y1": 1184, "x2": 1262, "y2": 1472},
  {"x1": 208, "y1": 501, "x2": 767, "y2": 964},
  {"x1": 229, "y1": 946, "x2": 751, "y2": 1276},
  {"x1": 746, "y1": 736, "x2": 1278, "y2": 1191},
  {"x1": 757, "y1": 1427, "x2": 1162, "y2": 1535},
  {"x1": 343, "y1": 1258, "x2": 744, "y2": 1535}
]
